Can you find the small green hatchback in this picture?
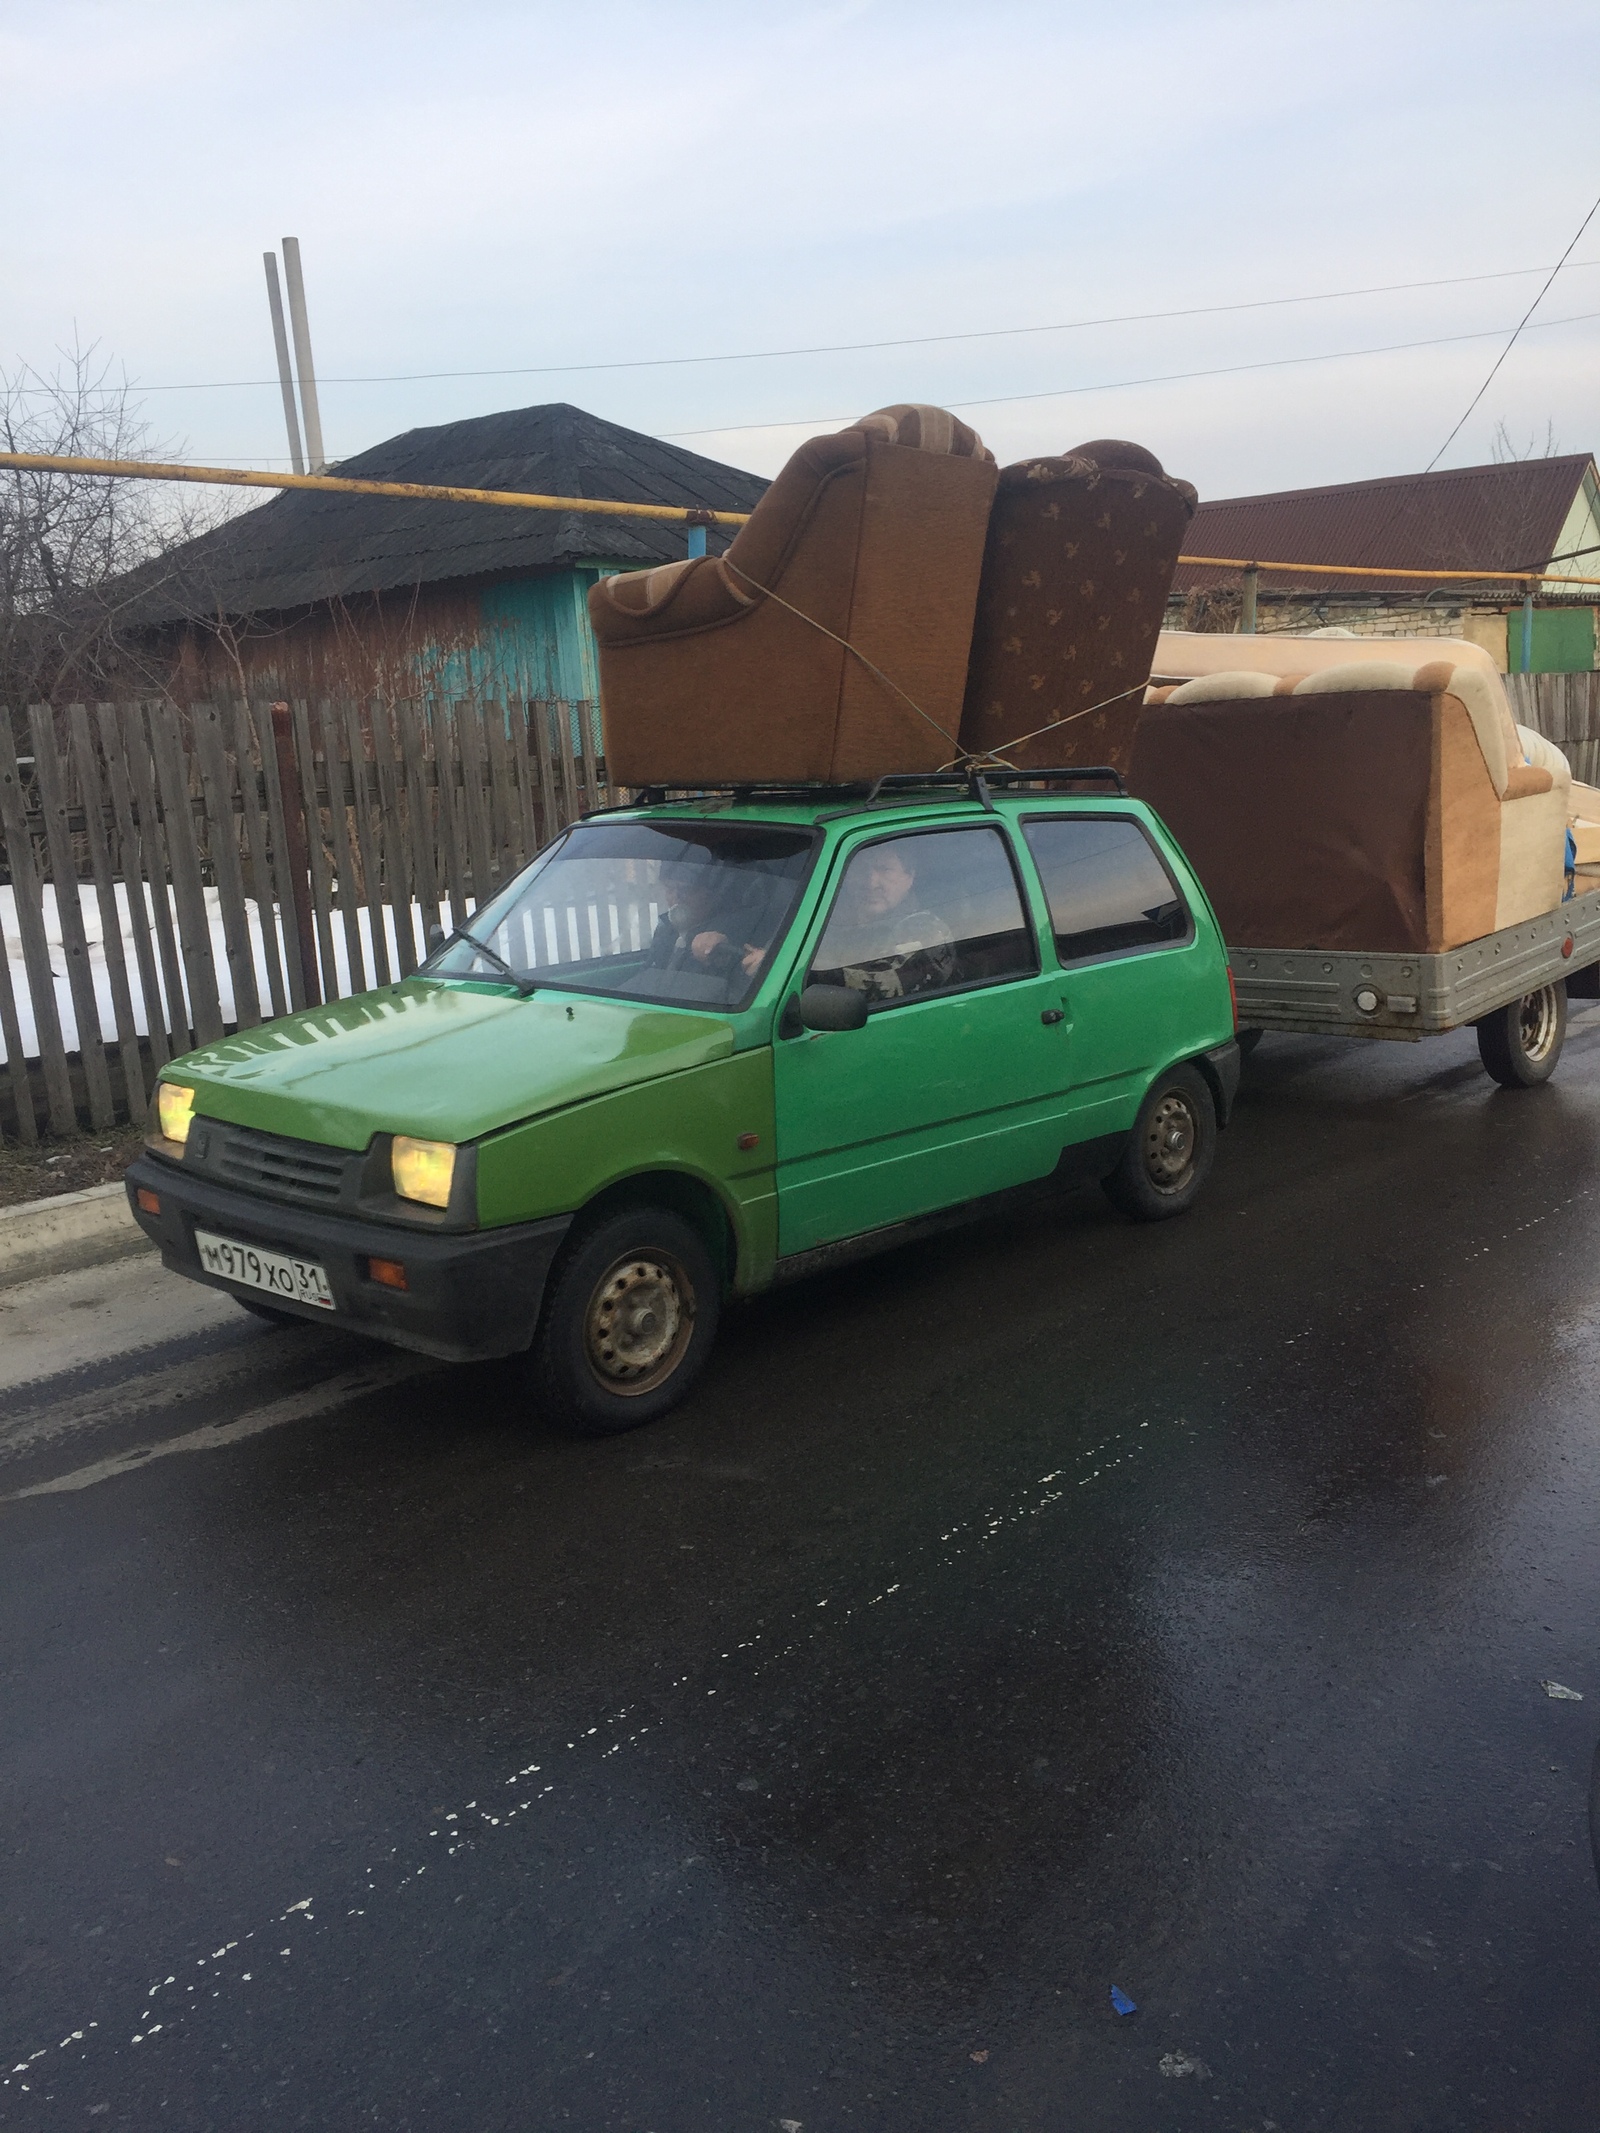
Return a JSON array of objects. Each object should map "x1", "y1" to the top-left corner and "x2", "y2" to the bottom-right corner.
[{"x1": 129, "y1": 773, "x2": 1239, "y2": 1432}]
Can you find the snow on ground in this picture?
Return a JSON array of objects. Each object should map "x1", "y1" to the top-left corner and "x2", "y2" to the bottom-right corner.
[{"x1": 1, "y1": 884, "x2": 462, "y2": 1063}]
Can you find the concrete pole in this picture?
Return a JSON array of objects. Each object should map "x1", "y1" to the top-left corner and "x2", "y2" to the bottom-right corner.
[
  {"x1": 280, "y1": 237, "x2": 327, "y2": 473},
  {"x1": 1240, "y1": 565, "x2": 1259, "y2": 634},
  {"x1": 262, "y1": 253, "x2": 306, "y2": 476}
]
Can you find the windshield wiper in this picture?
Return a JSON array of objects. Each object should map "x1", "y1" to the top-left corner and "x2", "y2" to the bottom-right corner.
[{"x1": 434, "y1": 924, "x2": 537, "y2": 996}]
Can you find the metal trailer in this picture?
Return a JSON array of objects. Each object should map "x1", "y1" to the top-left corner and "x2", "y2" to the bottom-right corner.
[{"x1": 1229, "y1": 884, "x2": 1600, "y2": 1088}]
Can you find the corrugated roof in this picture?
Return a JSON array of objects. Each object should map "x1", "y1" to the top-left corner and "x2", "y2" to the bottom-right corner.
[
  {"x1": 133, "y1": 402, "x2": 769, "y2": 624},
  {"x1": 1172, "y1": 455, "x2": 1595, "y2": 597}
]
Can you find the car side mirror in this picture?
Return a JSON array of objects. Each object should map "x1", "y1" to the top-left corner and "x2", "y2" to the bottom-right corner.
[{"x1": 799, "y1": 982, "x2": 868, "y2": 1032}]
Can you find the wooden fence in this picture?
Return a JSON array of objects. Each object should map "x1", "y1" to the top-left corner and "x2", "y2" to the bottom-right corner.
[
  {"x1": 1504, "y1": 673, "x2": 1600, "y2": 784},
  {"x1": 0, "y1": 695, "x2": 610, "y2": 1142}
]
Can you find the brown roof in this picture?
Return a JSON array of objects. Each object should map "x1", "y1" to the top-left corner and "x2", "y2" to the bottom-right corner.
[{"x1": 1173, "y1": 454, "x2": 1595, "y2": 598}]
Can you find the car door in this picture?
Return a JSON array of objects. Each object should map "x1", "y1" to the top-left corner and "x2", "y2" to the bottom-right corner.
[
  {"x1": 771, "y1": 822, "x2": 1069, "y2": 1256},
  {"x1": 1019, "y1": 812, "x2": 1198, "y2": 1140}
]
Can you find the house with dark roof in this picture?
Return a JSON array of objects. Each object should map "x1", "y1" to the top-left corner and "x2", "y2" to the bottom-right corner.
[
  {"x1": 1170, "y1": 454, "x2": 1600, "y2": 671},
  {"x1": 138, "y1": 402, "x2": 768, "y2": 706}
]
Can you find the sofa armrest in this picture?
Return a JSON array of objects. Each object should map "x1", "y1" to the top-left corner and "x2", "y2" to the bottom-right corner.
[{"x1": 1504, "y1": 762, "x2": 1556, "y2": 799}]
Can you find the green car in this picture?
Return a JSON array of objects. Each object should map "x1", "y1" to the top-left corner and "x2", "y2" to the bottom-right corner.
[{"x1": 128, "y1": 773, "x2": 1239, "y2": 1433}]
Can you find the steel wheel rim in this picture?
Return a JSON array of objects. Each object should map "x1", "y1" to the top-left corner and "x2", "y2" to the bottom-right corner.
[
  {"x1": 583, "y1": 1249, "x2": 695, "y2": 1396},
  {"x1": 1143, "y1": 1090, "x2": 1198, "y2": 1193},
  {"x1": 1517, "y1": 987, "x2": 1561, "y2": 1064}
]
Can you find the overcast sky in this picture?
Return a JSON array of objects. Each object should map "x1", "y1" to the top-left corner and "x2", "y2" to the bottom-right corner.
[{"x1": 3, "y1": 0, "x2": 1598, "y2": 502}]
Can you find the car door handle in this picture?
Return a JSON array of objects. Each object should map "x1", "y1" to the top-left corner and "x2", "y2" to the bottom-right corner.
[{"x1": 1040, "y1": 1008, "x2": 1064, "y2": 1025}]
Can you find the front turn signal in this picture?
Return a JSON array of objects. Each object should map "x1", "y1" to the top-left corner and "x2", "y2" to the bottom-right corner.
[
  {"x1": 392, "y1": 1135, "x2": 456, "y2": 1208},
  {"x1": 157, "y1": 1082, "x2": 195, "y2": 1144}
]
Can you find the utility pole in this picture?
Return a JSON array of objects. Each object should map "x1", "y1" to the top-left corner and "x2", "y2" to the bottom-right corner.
[
  {"x1": 280, "y1": 237, "x2": 327, "y2": 473},
  {"x1": 262, "y1": 252, "x2": 306, "y2": 475}
]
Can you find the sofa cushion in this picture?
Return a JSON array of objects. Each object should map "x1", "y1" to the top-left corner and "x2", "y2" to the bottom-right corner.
[{"x1": 1166, "y1": 670, "x2": 1278, "y2": 701}]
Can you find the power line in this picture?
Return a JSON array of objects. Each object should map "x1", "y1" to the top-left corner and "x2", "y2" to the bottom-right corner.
[
  {"x1": 662, "y1": 304, "x2": 1600, "y2": 439},
  {"x1": 8, "y1": 257, "x2": 1600, "y2": 398},
  {"x1": 1424, "y1": 190, "x2": 1600, "y2": 471}
]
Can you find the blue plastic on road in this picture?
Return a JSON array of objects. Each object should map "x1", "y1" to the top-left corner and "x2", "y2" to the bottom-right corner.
[{"x1": 1111, "y1": 1986, "x2": 1137, "y2": 2016}]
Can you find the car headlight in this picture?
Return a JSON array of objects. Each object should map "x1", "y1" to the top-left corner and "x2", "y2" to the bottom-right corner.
[
  {"x1": 392, "y1": 1135, "x2": 457, "y2": 1209},
  {"x1": 157, "y1": 1082, "x2": 196, "y2": 1144}
]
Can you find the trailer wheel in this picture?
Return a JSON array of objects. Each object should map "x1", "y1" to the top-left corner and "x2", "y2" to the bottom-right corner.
[
  {"x1": 1474, "y1": 981, "x2": 1567, "y2": 1088},
  {"x1": 528, "y1": 1204, "x2": 721, "y2": 1435},
  {"x1": 1102, "y1": 1064, "x2": 1217, "y2": 1221}
]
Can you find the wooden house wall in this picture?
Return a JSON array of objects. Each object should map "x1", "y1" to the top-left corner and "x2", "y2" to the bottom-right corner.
[{"x1": 163, "y1": 563, "x2": 627, "y2": 717}]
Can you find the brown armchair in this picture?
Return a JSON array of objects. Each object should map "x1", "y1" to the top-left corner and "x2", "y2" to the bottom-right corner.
[
  {"x1": 958, "y1": 439, "x2": 1197, "y2": 773},
  {"x1": 587, "y1": 404, "x2": 998, "y2": 786}
]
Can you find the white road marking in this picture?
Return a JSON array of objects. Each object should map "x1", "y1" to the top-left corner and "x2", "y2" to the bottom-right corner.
[
  {"x1": 2, "y1": 1354, "x2": 434, "y2": 1500},
  {"x1": 3, "y1": 1415, "x2": 1159, "y2": 2086}
]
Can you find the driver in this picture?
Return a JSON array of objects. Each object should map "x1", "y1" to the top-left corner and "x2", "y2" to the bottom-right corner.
[{"x1": 822, "y1": 843, "x2": 959, "y2": 1003}]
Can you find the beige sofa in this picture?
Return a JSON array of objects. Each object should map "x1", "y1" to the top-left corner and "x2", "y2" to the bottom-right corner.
[{"x1": 1130, "y1": 651, "x2": 1572, "y2": 953}]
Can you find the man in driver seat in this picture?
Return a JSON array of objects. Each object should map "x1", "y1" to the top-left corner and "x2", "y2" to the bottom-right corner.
[{"x1": 825, "y1": 842, "x2": 960, "y2": 1003}]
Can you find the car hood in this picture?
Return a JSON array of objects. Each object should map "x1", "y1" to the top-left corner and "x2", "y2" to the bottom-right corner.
[{"x1": 171, "y1": 980, "x2": 737, "y2": 1149}]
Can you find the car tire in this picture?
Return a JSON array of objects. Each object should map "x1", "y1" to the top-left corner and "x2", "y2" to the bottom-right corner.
[
  {"x1": 528, "y1": 1205, "x2": 721, "y2": 1435},
  {"x1": 1475, "y1": 982, "x2": 1566, "y2": 1088},
  {"x1": 1102, "y1": 1063, "x2": 1217, "y2": 1222}
]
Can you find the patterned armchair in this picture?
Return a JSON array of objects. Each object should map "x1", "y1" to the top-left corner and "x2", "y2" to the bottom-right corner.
[
  {"x1": 588, "y1": 405, "x2": 997, "y2": 786},
  {"x1": 958, "y1": 440, "x2": 1197, "y2": 773}
]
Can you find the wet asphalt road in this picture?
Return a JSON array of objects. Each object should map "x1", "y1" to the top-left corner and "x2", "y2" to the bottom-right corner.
[{"x1": 5, "y1": 1021, "x2": 1600, "y2": 2132}]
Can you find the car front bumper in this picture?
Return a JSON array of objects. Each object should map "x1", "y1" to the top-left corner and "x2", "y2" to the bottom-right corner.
[{"x1": 126, "y1": 1156, "x2": 571, "y2": 1362}]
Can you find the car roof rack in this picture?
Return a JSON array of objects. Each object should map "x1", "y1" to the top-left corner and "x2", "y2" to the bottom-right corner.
[{"x1": 582, "y1": 764, "x2": 1128, "y2": 823}]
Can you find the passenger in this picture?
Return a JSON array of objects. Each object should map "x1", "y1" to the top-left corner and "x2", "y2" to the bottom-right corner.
[{"x1": 820, "y1": 842, "x2": 960, "y2": 1003}]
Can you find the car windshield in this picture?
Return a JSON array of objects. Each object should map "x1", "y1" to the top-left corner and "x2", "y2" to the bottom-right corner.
[{"x1": 428, "y1": 818, "x2": 817, "y2": 1010}]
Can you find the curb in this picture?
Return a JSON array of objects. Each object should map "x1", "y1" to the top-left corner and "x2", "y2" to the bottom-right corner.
[{"x1": 0, "y1": 1181, "x2": 154, "y2": 1288}]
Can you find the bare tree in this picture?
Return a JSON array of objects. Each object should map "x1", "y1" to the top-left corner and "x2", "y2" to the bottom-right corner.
[
  {"x1": 0, "y1": 341, "x2": 236, "y2": 713},
  {"x1": 1491, "y1": 418, "x2": 1562, "y2": 464}
]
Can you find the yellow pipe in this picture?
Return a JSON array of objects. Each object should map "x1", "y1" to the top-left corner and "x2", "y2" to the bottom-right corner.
[
  {"x1": 0, "y1": 451, "x2": 753, "y2": 528},
  {"x1": 1175, "y1": 552, "x2": 1600, "y2": 588},
  {"x1": 6, "y1": 452, "x2": 1600, "y2": 588}
]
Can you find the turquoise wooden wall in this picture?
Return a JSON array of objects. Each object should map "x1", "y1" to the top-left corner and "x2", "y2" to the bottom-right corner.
[{"x1": 425, "y1": 564, "x2": 622, "y2": 703}]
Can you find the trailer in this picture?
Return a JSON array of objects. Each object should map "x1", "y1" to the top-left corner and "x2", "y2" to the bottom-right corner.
[{"x1": 1230, "y1": 883, "x2": 1600, "y2": 1087}]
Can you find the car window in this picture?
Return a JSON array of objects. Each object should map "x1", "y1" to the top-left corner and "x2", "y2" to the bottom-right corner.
[
  {"x1": 429, "y1": 818, "x2": 816, "y2": 1010},
  {"x1": 808, "y1": 826, "x2": 1038, "y2": 1006},
  {"x1": 1022, "y1": 816, "x2": 1191, "y2": 964}
]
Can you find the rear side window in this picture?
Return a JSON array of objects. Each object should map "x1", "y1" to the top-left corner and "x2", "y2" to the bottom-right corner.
[{"x1": 1022, "y1": 816, "x2": 1191, "y2": 965}]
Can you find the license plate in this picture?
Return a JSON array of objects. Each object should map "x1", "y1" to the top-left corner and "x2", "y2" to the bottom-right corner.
[{"x1": 194, "y1": 1228, "x2": 336, "y2": 1311}]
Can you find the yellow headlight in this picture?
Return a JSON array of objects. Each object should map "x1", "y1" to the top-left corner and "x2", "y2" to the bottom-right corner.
[
  {"x1": 392, "y1": 1135, "x2": 456, "y2": 1208},
  {"x1": 157, "y1": 1083, "x2": 195, "y2": 1144}
]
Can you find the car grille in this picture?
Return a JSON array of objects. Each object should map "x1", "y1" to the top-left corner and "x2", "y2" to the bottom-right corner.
[{"x1": 211, "y1": 1123, "x2": 354, "y2": 1208}]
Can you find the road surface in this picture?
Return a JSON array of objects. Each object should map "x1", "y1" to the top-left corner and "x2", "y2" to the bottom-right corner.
[{"x1": 5, "y1": 1022, "x2": 1600, "y2": 2129}]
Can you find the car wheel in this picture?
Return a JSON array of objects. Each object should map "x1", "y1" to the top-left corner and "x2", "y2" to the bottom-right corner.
[
  {"x1": 529, "y1": 1205, "x2": 721, "y2": 1435},
  {"x1": 1475, "y1": 982, "x2": 1566, "y2": 1088},
  {"x1": 1102, "y1": 1063, "x2": 1217, "y2": 1222}
]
